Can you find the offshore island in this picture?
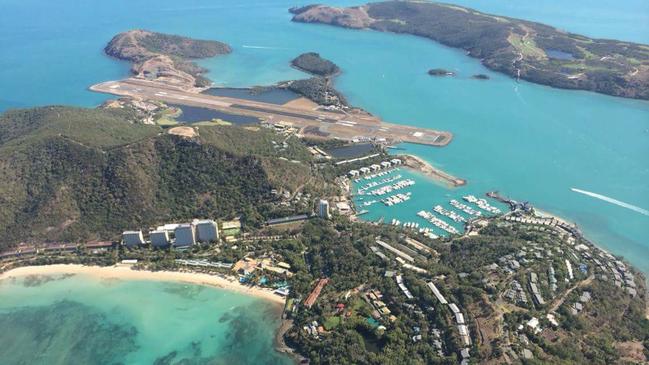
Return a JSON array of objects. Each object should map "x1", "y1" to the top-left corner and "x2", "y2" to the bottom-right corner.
[
  {"x1": 290, "y1": 1, "x2": 649, "y2": 100},
  {"x1": 1, "y1": 20, "x2": 648, "y2": 365}
]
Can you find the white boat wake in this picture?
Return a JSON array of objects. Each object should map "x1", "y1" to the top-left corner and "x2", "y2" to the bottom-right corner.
[
  {"x1": 513, "y1": 85, "x2": 528, "y2": 105},
  {"x1": 571, "y1": 188, "x2": 649, "y2": 217}
]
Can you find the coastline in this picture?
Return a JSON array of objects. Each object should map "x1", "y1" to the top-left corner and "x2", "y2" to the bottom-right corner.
[
  {"x1": 399, "y1": 154, "x2": 466, "y2": 187},
  {"x1": 534, "y1": 208, "x2": 578, "y2": 230},
  {"x1": 532, "y1": 207, "x2": 615, "y2": 256},
  {"x1": 0, "y1": 264, "x2": 287, "y2": 305},
  {"x1": 534, "y1": 207, "x2": 649, "y2": 318}
]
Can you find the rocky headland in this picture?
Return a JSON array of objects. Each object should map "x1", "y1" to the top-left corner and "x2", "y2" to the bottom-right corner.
[{"x1": 105, "y1": 30, "x2": 232, "y2": 91}]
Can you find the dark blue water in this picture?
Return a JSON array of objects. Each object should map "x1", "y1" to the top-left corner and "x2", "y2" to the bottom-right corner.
[
  {"x1": 168, "y1": 104, "x2": 260, "y2": 124},
  {"x1": 545, "y1": 49, "x2": 575, "y2": 60}
]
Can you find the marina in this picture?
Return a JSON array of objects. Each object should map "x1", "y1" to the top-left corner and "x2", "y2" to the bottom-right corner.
[
  {"x1": 361, "y1": 200, "x2": 378, "y2": 207},
  {"x1": 357, "y1": 174, "x2": 403, "y2": 194},
  {"x1": 370, "y1": 179, "x2": 416, "y2": 196},
  {"x1": 391, "y1": 219, "x2": 419, "y2": 229},
  {"x1": 357, "y1": 170, "x2": 393, "y2": 181},
  {"x1": 382, "y1": 192, "x2": 412, "y2": 206},
  {"x1": 450, "y1": 199, "x2": 482, "y2": 217},
  {"x1": 417, "y1": 210, "x2": 460, "y2": 235},
  {"x1": 433, "y1": 205, "x2": 466, "y2": 223},
  {"x1": 350, "y1": 165, "x2": 509, "y2": 238},
  {"x1": 463, "y1": 195, "x2": 502, "y2": 214}
]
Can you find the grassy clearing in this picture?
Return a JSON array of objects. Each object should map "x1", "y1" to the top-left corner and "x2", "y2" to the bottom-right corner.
[
  {"x1": 156, "y1": 118, "x2": 179, "y2": 126},
  {"x1": 323, "y1": 316, "x2": 341, "y2": 330},
  {"x1": 193, "y1": 119, "x2": 233, "y2": 126},
  {"x1": 508, "y1": 33, "x2": 546, "y2": 59},
  {"x1": 576, "y1": 45, "x2": 596, "y2": 59},
  {"x1": 155, "y1": 107, "x2": 181, "y2": 126}
]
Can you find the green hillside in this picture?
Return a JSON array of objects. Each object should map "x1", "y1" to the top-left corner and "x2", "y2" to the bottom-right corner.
[
  {"x1": 0, "y1": 106, "x2": 157, "y2": 151},
  {"x1": 0, "y1": 107, "x2": 317, "y2": 248}
]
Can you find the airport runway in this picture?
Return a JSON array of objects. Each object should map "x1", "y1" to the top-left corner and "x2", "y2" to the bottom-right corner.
[{"x1": 91, "y1": 78, "x2": 452, "y2": 146}]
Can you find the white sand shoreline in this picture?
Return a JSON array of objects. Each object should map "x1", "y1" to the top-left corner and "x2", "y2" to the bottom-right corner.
[{"x1": 0, "y1": 264, "x2": 287, "y2": 305}]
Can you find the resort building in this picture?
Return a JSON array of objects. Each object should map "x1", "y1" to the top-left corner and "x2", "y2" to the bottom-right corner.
[
  {"x1": 122, "y1": 230, "x2": 145, "y2": 247},
  {"x1": 427, "y1": 282, "x2": 448, "y2": 305},
  {"x1": 233, "y1": 257, "x2": 258, "y2": 275},
  {"x1": 304, "y1": 278, "x2": 329, "y2": 308},
  {"x1": 196, "y1": 219, "x2": 219, "y2": 243},
  {"x1": 318, "y1": 199, "x2": 330, "y2": 219},
  {"x1": 150, "y1": 230, "x2": 170, "y2": 248},
  {"x1": 174, "y1": 224, "x2": 196, "y2": 247},
  {"x1": 156, "y1": 223, "x2": 180, "y2": 232},
  {"x1": 390, "y1": 158, "x2": 402, "y2": 165},
  {"x1": 266, "y1": 214, "x2": 309, "y2": 226}
]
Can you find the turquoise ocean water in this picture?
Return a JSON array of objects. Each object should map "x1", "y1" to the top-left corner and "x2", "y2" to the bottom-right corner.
[
  {"x1": 0, "y1": 273, "x2": 291, "y2": 364},
  {"x1": 0, "y1": 0, "x2": 648, "y2": 361}
]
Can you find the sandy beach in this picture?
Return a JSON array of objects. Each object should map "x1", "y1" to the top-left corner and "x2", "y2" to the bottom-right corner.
[{"x1": 0, "y1": 264, "x2": 287, "y2": 305}]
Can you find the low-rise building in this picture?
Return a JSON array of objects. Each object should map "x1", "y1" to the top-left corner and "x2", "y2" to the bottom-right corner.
[{"x1": 233, "y1": 257, "x2": 258, "y2": 275}]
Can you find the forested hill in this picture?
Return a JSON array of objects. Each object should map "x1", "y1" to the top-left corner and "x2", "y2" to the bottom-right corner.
[
  {"x1": 0, "y1": 107, "x2": 315, "y2": 248},
  {"x1": 291, "y1": 52, "x2": 341, "y2": 77},
  {"x1": 105, "y1": 30, "x2": 231, "y2": 62},
  {"x1": 104, "y1": 30, "x2": 232, "y2": 88},
  {"x1": 291, "y1": 1, "x2": 649, "y2": 100}
]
